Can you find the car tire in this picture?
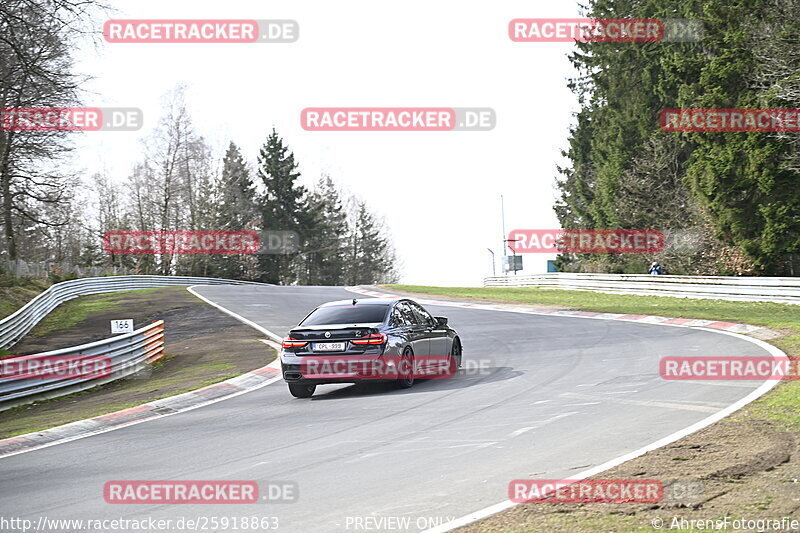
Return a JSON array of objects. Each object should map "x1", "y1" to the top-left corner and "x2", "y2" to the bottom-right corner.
[
  {"x1": 288, "y1": 383, "x2": 316, "y2": 398},
  {"x1": 395, "y1": 347, "x2": 415, "y2": 389},
  {"x1": 451, "y1": 337, "x2": 462, "y2": 370}
]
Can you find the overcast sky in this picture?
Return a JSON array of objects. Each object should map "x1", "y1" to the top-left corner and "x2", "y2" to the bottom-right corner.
[{"x1": 70, "y1": 1, "x2": 583, "y2": 286}]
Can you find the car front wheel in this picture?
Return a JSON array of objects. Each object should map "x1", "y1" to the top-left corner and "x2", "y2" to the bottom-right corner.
[{"x1": 395, "y1": 347, "x2": 415, "y2": 389}]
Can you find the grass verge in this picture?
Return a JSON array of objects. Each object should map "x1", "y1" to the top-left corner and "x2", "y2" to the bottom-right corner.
[
  {"x1": 0, "y1": 356, "x2": 247, "y2": 438},
  {"x1": 387, "y1": 285, "x2": 799, "y2": 332},
  {"x1": 385, "y1": 284, "x2": 800, "y2": 532},
  {"x1": 27, "y1": 289, "x2": 158, "y2": 337},
  {"x1": 0, "y1": 276, "x2": 51, "y2": 320},
  {"x1": 0, "y1": 287, "x2": 274, "y2": 438}
]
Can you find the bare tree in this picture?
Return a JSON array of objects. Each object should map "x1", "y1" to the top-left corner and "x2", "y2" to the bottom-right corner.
[
  {"x1": 0, "y1": 0, "x2": 102, "y2": 261},
  {"x1": 117, "y1": 85, "x2": 216, "y2": 275},
  {"x1": 141, "y1": 86, "x2": 195, "y2": 274}
]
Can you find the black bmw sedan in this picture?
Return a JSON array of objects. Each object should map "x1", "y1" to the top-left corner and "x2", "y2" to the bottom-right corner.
[{"x1": 280, "y1": 298, "x2": 463, "y2": 398}]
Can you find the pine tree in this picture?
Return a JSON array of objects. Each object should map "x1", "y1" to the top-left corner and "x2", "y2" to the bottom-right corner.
[
  {"x1": 683, "y1": 0, "x2": 800, "y2": 274},
  {"x1": 297, "y1": 175, "x2": 349, "y2": 285},
  {"x1": 211, "y1": 142, "x2": 258, "y2": 279},
  {"x1": 346, "y1": 200, "x2": 397, "y2": 284},
  {"x1": 256, "y1": 129, "x2": 306, "y2": 284},
  {"x1": 554, "y1": 0, "x2": 800, "y2": 275}
]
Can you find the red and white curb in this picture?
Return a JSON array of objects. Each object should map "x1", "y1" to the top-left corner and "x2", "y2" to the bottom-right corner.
[
  {"x1": 0, "y1": 285, "x2": 287, "y2": 460},
  {"x1": 0, "y1": 365, "x2": 282, "y2": 459},
  {"x1": 344, "y1": 287, "x2": 787, "y2": 533},
  {"x1": 346, "y1": 286, "x2": 776, "y2": 338}
]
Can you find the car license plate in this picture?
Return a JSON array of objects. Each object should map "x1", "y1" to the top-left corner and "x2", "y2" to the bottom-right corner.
[{"x1": 313, "y1": 342, "x2": 345, "y2": 351}]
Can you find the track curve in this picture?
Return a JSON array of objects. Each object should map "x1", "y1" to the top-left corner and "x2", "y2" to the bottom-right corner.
[{"x1": 0, "y1": 285, "x2": 775, "y2": 532}]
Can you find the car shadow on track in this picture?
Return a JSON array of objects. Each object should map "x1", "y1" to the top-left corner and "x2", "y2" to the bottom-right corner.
[{"x1": 307, "y1": 366, "x2": 523, "y2": 400}]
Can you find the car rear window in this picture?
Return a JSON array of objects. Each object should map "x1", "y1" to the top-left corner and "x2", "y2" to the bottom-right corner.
[{"x1": 300, "y1": 305, "x2": 389, "y2": 326}]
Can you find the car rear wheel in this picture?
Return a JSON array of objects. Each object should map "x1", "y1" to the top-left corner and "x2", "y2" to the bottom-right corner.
[
  {"x1": 450, "y1": 338, "x2": 462, "y2": 374},
  {"x1": 395, "y1": 347, "x2": 415, "y2": 389},
  {"x1": 288, "y1": 383, "x2": 316, "y2": 398}
]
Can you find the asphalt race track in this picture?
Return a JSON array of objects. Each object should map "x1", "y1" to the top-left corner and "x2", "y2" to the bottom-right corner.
[{"x1": 0, "y1": 285, "x2": 775, "y2": 532}]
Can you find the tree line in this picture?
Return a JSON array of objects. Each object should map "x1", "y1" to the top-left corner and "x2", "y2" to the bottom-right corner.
[
  {"x1": 0, "y1": 1, "x2": 397, "y2": 284},
  {"x1": 555, "y1": 0, "x2": 800, "y2": 275}
]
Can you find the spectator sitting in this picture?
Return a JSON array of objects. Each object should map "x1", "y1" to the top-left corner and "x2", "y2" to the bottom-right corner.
[{"x1": 649, "y1": 262, "x2": 664, "y2": 275}]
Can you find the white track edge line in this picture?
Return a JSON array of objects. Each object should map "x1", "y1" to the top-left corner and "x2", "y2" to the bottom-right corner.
[
  {"x1": 342, "y1": 289, "x2": 789, "y2": 533},
  {"x1": 0, "y1": 375, "x2": 283, "y2": 460},
  {"x1": 0, "y1": 285, "x2": 285, "y2": 460},
  {"x1": 187, "y1": 285, "x2": 283, "y2": 342}
]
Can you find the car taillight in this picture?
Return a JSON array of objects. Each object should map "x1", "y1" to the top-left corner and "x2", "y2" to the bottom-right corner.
[
  {"x1": 282, "y1": 337, "x2": 308, "y2": 348},
  {"x1": 351, "y1": 333, "x2": 387, "y2": 345}
]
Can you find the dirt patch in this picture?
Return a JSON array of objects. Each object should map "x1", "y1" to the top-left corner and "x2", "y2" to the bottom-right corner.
[
  {"x1": 11, "y1": 287, "x2": 221, "y2": 354},
  {"x1": 0, "y1": 287, "x2": 274, "y2": 438},
  {"x1": 459, "y1": 401, "x2": 800, "y2": 533}
]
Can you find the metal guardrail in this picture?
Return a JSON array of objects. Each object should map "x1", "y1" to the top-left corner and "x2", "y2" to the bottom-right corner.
[
  {"x1": 0, "y1": 275, "x2": 269, "y2": 411},
  {"x1": 0, "y1": 321, "x2": 165, "y2": 412},
  {"x1": 483, "y1": 273, "x2": 800, "y2": 304},
  {"x1": 0, "y1": 275, "x2": 264, "y2": 350}
]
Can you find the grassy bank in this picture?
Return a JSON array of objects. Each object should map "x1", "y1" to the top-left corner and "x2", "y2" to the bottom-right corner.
[
  {"x1": 0, "y1": 276, "x2": 50, "y2": 320},
  {"x1": 0, "y1": 287, "x2": 274, "y2": 438},
  {"x1": 387, "y1": 285, "x2": 800, "y2": 363},
  {"x1": 386, "y1": 284, "x2": 800, "y2": 532}
]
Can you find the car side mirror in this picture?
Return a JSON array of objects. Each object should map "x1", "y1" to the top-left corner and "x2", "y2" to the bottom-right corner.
[{"x1": 435, "y1": 316, "x2": 448, "y2": 327}]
